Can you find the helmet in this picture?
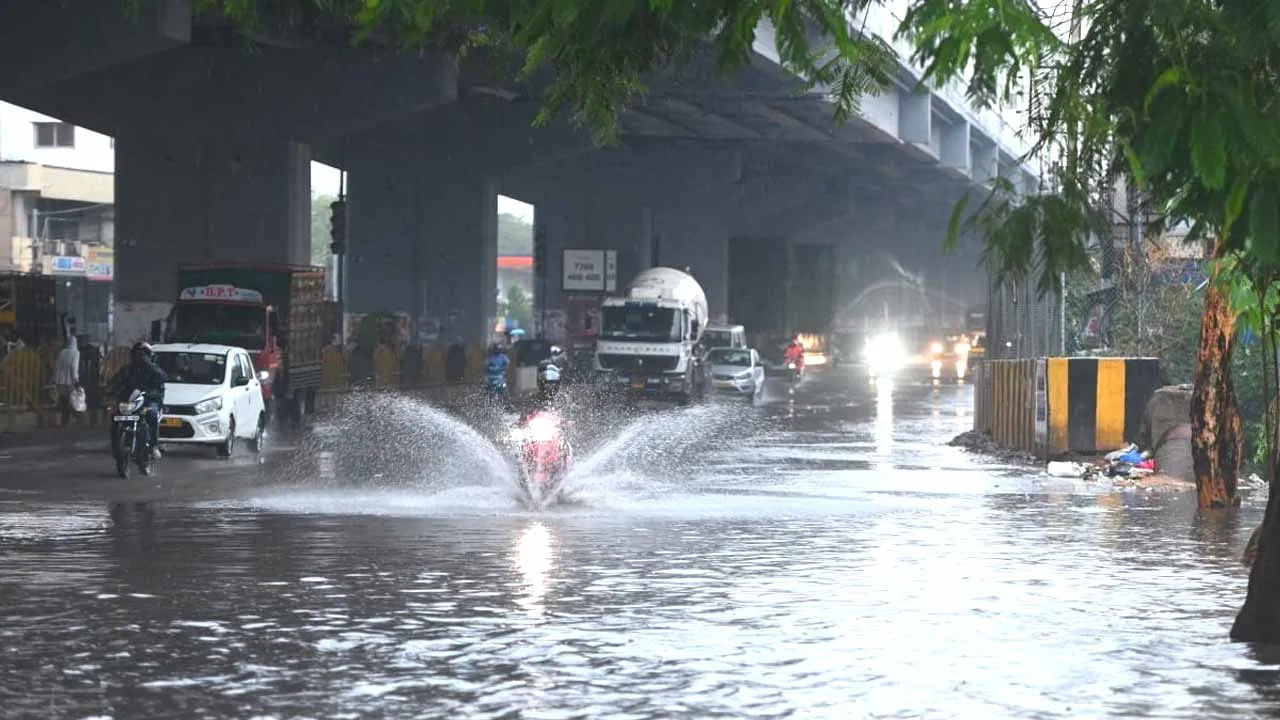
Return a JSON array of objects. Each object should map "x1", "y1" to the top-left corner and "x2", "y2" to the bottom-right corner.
[
  {"x1": 131, "y1": 341, "x2": 152, "y2": 359},
  {"x1": 550, "y1": 345, "x2": 562, "y2": 355},
  {"x1": 489, "y1": 343, "x2": 504, "y2": 355}
]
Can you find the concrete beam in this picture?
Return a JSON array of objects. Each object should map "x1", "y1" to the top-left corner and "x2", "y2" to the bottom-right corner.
[
  {"x1": 941, "y1": 121, "x2": 971, "y2": 176},
  {"x1": 898, "y1": 88, "x2": 932, "y2": 148},
  {"x1": 0, "y1": 0, "x2": 190, "y2": 93}
]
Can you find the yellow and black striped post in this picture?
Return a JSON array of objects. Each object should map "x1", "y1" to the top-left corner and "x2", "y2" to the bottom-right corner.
[{"x1": 1045, "y1": 357, "x2": 1161, "y2": 455}]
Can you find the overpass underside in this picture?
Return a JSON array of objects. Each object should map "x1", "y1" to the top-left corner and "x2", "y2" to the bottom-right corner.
[{"x1": 0, "y1": 1, "x2": 1036, "y2": 343}]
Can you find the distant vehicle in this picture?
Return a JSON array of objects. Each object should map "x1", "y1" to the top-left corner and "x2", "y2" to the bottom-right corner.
[
  {"x1": 701, "y1": 324, "x2": 746, "y2": 351},
  {"x1": 706, "y1": 347, "x2": 765, "y2": 399},
  {"x1": 594, "y1": 267, "x2": 709, "y2": 404},
  {"x1": 151, "y1": 343, "x2": 268, "y2": 457}
]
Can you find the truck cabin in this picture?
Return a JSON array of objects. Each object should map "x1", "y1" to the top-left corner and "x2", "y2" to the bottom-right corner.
[
  {"x1": 701, "y1": 324, "x2": 746, "y2": 351},
  {"x1": 601, "y1": 303, "x2": 698, "y2": 343},
  {"x1": 167, "y1": 301, "x2": 275, "y2": 353}
]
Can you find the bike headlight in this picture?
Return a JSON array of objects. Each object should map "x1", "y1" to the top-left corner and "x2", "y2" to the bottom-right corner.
[
  {"x1": 194, "y1": 397, "x2": 223, "y2": 415},
  {"x1": 525, "y1": 415, "x2": 559, "y2": 443},
  {"x1": 929, "y1": 341, "x2": 944, "y2": 355}
]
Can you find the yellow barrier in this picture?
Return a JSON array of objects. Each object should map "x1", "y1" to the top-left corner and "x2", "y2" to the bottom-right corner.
[
  {"x1": 320, "y1": 345, "x2": 348, "y2": 392},
  {"x1": 422, "y1": 346, "x2": 446, "y2": 386},
  {"x1": 978, "y1": 356, "x2": 1162, "y2": 458},
  {"x1": 464, "y1": 344, "x2": 486, "y2": 384},
  {"x1": 373, "y1": 343, "x2": 400, "y2": 388},
  {"x1": 0, "y1": 348, "x2": 43, "y2": 408}
]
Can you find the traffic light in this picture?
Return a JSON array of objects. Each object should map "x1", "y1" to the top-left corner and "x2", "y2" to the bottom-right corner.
[
  {"x1": 329, "y1": 199, "x2": 346, "y2": 255},
  {"x1": 533, "y1": 224, "x2": 547, "y2": 278}
]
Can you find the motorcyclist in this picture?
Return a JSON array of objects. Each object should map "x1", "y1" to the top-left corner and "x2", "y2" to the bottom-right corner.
[
  {"x1": 484, "y1": 343, "x2": 510, "y2": 399},
  {"x1": 784, "y1": 338, "x2": 806, "y2": 376},
  {"x1": 107, "y1": 342, "x2": 168, "y2": 458},
  {"x1": 536, "y1": 345, "x2": 567, "y2": 402}
]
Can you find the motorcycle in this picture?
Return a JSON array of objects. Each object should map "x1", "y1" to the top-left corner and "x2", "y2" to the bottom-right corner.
[
  {"x1": 484, "y1": 372, "x2": 508, "y2": 404},
  {"x1": 787, "y1": 360, "x2": 804, "y2": 383},
  {"x1": 507, "y1": 410, "x2": 573, "y2": 509},
  {"x1": 111, "y1": 389, "x2": 159, "y2": 478}
]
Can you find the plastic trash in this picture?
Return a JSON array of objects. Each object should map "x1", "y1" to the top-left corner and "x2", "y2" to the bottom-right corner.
[
  {"x1": 1047, "y1": 461, "x2": 1087, "y2": 478},
  {"x1": 1105, "y1": 443, "x2": 1138, "y2": 462},
  {"x1": 1114, "y1": 449, "x2": 1145, "y2": 465}
]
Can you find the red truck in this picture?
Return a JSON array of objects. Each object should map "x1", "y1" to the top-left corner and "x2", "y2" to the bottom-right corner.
[{"x1": 163, "y1": 264, "x2": 329, "y2": 422}]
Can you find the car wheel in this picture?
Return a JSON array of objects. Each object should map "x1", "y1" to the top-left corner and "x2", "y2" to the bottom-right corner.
[
  {"x1": 217, "y1": 418, "x2": 236, "y2": 458},
  {"x1": 249, "y1": 413, "x2": 266, "y2": 454}
]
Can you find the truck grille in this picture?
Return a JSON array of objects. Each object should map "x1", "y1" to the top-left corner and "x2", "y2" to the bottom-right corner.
[{"x1": 597, "y1": 354, "x2": 678, "y2": 372}]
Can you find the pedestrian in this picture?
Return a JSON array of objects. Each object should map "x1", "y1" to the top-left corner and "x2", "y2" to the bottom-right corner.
[
  {"x1": 54, "y1": 335, "x2": 81, "y2": 428},
  {"x1": 446, "y1": 337, "x2": 467, "y2": 384}
]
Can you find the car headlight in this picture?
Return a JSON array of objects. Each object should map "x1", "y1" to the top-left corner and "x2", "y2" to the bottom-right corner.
[
  {"x1": 735, "y1": 370, "x2": 752, "y2": 379},
  {"x1": 929, "y1": 341, "x2": 944, "y2": 355},
  {"x1": 194, "y1": 397, "x2": 223, "y2": 415}
]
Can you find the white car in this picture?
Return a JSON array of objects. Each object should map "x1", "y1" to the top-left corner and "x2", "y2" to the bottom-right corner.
[
  {"x1": 151, "y1": 343, "x2": 267, "y2": 457},
  {"x1": 706, "y1": 347, "x2": 765, "y2": 398}
]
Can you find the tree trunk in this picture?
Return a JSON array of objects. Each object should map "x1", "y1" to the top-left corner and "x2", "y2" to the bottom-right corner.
[
  {"x1": 1232, "y1": 482, "x2": 1280, "y2": 641},
  {"x1": 1191, "y1": 272, "x2": 1242, "y2": 509}
]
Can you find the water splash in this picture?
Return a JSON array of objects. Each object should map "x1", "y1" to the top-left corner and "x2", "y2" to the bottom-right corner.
[{"x1": 293, "y1": 392, "x2": 517, "y2": 490}]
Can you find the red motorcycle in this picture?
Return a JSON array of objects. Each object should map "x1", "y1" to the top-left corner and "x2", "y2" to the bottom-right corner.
[{"x1": 509, "y1": 410, "x2": 574, "y2": 508}]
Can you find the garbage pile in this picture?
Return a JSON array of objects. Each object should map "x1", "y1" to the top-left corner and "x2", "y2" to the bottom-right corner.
[{"x1": 1046, "y1": 443, "x2": 1157, "y2": 483}]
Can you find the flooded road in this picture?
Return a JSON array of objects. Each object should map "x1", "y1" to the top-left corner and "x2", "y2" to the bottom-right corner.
[{"x1": 0, "y1": 371, "x2": 1271, "y2": 718}]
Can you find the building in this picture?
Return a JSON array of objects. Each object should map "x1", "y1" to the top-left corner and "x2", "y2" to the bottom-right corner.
[{"x1": 0, "y1": 101, "x2": 115, "y2": 342}]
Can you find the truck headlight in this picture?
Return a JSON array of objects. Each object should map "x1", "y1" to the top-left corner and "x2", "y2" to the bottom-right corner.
[{"x1": 194, "y1": 397, "x2": 223, "y2": 415}]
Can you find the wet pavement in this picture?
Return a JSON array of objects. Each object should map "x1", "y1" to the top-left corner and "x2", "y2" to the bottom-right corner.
[{"x1": 0, "y1": 369, "x2": 1272, "y2": 718}]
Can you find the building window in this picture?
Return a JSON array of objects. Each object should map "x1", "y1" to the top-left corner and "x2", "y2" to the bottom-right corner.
[{"x1": 33, "y1": 122, "x2": 75, "y2": 148}]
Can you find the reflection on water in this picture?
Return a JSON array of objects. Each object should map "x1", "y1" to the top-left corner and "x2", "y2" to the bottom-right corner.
[
  {"x1": 514, "y1": 522, "x2": 554, "y2": 620},
  {"x1": 0, "y1": 379, "x2": 1272, "y2": 718}
]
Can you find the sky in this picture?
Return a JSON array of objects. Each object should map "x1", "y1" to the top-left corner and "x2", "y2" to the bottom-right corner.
[{"x1": 311, "y1": 161, "x2": 535, "y2": 222}]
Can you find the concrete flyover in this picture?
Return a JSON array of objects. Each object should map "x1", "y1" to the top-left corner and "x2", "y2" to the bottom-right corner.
[{"x1": 0, "y1": 0, "x2": 1040, "y2": 343}]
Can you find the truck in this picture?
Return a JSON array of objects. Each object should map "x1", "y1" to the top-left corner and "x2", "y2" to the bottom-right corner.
[
  {"x1": 593, "y1": 267, "x2": 709, "y2": 404},
  {"x1": 0, "y1": 273, "x2": 58, "y2": 347},
  {"x1": 162, "y1": 264, "x2": 328, "y2": 421}
]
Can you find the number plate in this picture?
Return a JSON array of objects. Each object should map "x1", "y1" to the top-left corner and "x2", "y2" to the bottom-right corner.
[
  {"x1": 160, "y1": 417, "x2": 183, "y2": 428},
  {"x1": 113, "y1": 415, "x2": 139, "y2": 422},
  {"x1": 630, "y1": 379, "x2": 646, "y2": 390}
]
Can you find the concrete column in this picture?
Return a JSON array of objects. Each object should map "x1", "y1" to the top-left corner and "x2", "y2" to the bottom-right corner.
[
  {"x1": 114, "y1": 133, "x2": 311, "y2": 303},
  {"x1": 422, "y1": 175, "x2": 498, "y2": 344}
]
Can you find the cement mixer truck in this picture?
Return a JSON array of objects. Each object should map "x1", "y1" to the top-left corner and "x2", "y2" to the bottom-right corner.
[{"x1": 593, "y1": 267, "x2": 709, "y2": 404}]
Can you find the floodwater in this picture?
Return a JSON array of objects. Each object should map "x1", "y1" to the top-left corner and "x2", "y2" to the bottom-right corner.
[{"x1": 0, "y1": 371, "x2": 1272, "y2": 718}]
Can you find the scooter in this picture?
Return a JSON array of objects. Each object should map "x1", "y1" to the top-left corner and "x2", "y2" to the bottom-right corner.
[
  {"x1": 507, "y1": 410, "x2": 573, "y2": 509},
  {"x1": 111, "y1": 389, "x2": 159, "y2": 478}
]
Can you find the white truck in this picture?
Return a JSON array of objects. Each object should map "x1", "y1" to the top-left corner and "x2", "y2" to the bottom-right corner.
[{"x1": 593, "y1": 267, "x2": 709, "y2": 404}]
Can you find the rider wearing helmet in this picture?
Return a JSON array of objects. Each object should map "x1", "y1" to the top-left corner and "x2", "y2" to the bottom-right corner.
[
  {"x1": 536, "y1": 345, "x2": 567, "y2": 406},
  {"x1": 107, "y1": 342, "x2": 168, "y2": 457}
]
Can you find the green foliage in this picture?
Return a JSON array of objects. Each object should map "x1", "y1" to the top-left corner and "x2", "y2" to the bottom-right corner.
[
  {"x1": 196, "y1": 0, "x2": 896, "y2": 143},
  {"x1": 310, "y1": 193, "x2": 337, "y2": 267},
  {"x1": 499, "y1": 283, "x2": 534, "y2": 330},
  {"x1": 497, "y1": 212, "x2": 533, "y2": 256}
]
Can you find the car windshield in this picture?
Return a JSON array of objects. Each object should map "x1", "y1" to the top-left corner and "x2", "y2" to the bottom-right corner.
[
  {"x1": 601, "y1": 306, "x2": 681, "y2": 342},
  {"x1": 154, "y1": 351, "x2": 228, "y2": 385},
  {"x1": 170, "y1": 303, "x2": 266, "y2": 350},
  {"x1": 708, "y1": 349, "x2": 751, "y2": 366}
]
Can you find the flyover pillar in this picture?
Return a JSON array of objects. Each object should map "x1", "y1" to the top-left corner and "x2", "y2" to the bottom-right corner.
[{"x1": 114, "y1": 133, "x2": 312, "y2": 305}]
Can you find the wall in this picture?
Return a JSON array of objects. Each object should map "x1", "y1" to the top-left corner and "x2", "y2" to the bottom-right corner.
[{"x1": 0, "y1": 101, "x2": 113, "y2": 172}]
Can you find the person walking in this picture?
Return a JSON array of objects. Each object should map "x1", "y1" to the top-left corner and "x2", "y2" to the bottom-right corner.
[{"x1": 54, "y1": 335, "x2": 81, "y2": 428}]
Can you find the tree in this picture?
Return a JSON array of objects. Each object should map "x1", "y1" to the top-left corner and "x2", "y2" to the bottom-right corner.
[
  {"x1": 498, "y1": 212, "x2": 533, "y2": 256},
  {"x1": 899, "y1": 0, "x2": 1280, "y2": 640},
  {"x1": 311, "y1": 194, "x2": 338, "y2": 268},
  {"x1": 501, "y1": 284, "x2": 534, "y2": 331}
]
